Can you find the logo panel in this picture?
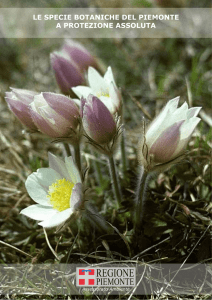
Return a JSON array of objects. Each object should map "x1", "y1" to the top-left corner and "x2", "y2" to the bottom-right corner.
[
  {"x1": 76, "y1": 268, "x2": 96, "y2": 286},
  {"x1": 76, "y1": 267, "x2": 136, "y2": 287}
]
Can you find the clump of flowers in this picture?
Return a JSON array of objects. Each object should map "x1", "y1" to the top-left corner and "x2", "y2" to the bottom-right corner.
[{"x1": 4, "y1": 39, "x2": 203, "y2": 257}]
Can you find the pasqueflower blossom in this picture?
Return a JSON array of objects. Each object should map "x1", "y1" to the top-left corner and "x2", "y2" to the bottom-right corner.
[
  {"x1": 50, "y1": 51, "x2": 84, "y2": 94},
  {"x1": 62, "y1": 39, "x2": 98, "y2": 72},
  {"x1": 50, "y1": 39, "x2": 98, "y2": 94},
  {"x1": 21, "y1": 153, "x2": 82, "y2": 228},
  {"x1": 134, "y1": 97, "x2": 201, "y2": 234},
  {"x1": 139, "y1": 97, "x2": 201, "y2": 168},
  {"x1": 81, "y1": 94, "x2": 117, "y2": 145},
  {"x1": 5, "y1": 88, "x2": 38, "y2": 130},
  {"x1": 30, "y1": 92, "x2": 80, "y2": 138},
  {"x1": 72, "y1": 67, "x2": 122, "y2": 115}
]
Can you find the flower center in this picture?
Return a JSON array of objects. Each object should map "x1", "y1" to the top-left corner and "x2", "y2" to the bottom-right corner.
[
  {"x1": 47, "y1": 178, "x2": 74, "y2": 212},
  {"x1": 96, "y1": 88, "x2": 109, "y2": 98}
]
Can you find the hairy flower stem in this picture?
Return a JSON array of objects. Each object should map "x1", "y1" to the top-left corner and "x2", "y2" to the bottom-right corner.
[
  {"x1": 134, "y1": 166, "x2": 149, "y2": 236},
  {"x1": 108, "y1": 156, "x2": 122, "y2": 206},
  {"x1": 92, "y1": 150, "x2": 104, "y2": 186},
  {"x1": 63, "y1": 143, "x2": 72, "y2": 157},
  {"x1": 73, "y1": 142, "x2": 81, "y2": 173},
  {"x1": 121, "y1": 129, "x2": 128, "y2": 178}
]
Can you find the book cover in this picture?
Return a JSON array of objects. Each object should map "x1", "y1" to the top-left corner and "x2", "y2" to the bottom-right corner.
[{"x1": 0, "y1": 0, "x2": 211, "y2": 298}]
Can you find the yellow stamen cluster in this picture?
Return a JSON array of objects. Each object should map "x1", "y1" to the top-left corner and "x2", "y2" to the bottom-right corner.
[
  {"x1": 47, "y1": 178, "x2": 74, "y2": 212},
  {"x1": 96, "y1": 88, "x2": 109, "y2": 98}
]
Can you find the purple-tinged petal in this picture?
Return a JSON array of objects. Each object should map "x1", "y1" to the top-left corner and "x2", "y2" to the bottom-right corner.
[
  {"x1": 70, "y1": 182, "x2": 82, "y2": 209},
  {"x1": 5, "y1": 94, "x2": 37, "y2": 130},
  {"x1": 30, "y1": 108, "x2": 63, "y2": 137},
  {"x1": 30, "y1": 94, "x2": 77, "y2": 138},
  {"x1": 187, "y1": 107, "x2": 202, "y2": 119},
  {"x1": 172, "y1": 118, "x2": 201, "y2": 158},
  {"x1": 80, "y1": 97, "x2": 86, "y2": 118},
  {"x1": 42, "y1": 92, "x2": 79, "y2": 126},
  {"x1": 11, "y1": 88, "x2": 38, "y2": 104},
  {"x1": 63, "y1": 39, "x2": 98, "y2": 71},
  {"x1": 83, "y1": 95, "x2": 116, "y2": 144},
  {"x1": 149, "y1": 120, "x2": 184, "y2": 163},
  {"x1": 50, "y1": 52, "x2": 84, "y2": 93},
  {"x1": 146, "y1": 97, "x2": 181, "y2": 147}
]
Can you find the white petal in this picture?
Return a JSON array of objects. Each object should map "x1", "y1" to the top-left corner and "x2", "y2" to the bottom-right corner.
[
  {"x1": 38, "y1": 208, "x2": 73, "y2": 228},
  {"x1": 73, "y1": 99, "x2": 81, "y2": 106},
  {"x1": 159, "y1": 101, "x2": 188, "y2": 132},
  {"x1": 65, "y1": 156, "x2": 81, "y2": 184},
  {"x1": 108, "y1": 82, "x2": 121, "y2": 110},
  {"x1": 180, "y1": 117, "x2": 201, "y2": 140},
  {"x1": 187, "y1": 107, "x2": 201, "y2": 119},
  {"x1": 146, "y1": 109, "x2": 170, "y2": 147},
  {"x1": 70, "y1": 183, "x2": 82, "y2": 209},
  {"x1": 146, "y1": 97, "x2": 180, "y2": 147},
  {"x1": 104, "y1": 66, "x2": 116, "y2": 87},
  {"x1": 171, "y1": 102, "x2": 188, "y2": 122},
  {"x1": 35, "y1": 168, "x2": 62, "y2": 188},
  {"x1": 20, "y1": 204, "x2": 56, "y2": 221},
  {"x1": 25, "y1": 173, "x2": 51, "y2": 206},
  {"x1": 171, "y1": 117, "x2": 201, "y2": 158},
  {"x1": 88, "y1": 67, "x2": 108, "y2": 94},
  {"x1": 48, "y1": 152, "x2": 70, "y2": 179},
  {"x1": 72, "y1": 86, "x2": 92, "y2": 99},
  {"x1": 149, "y1": 120, "x2": 183, "y2": 163},
  {"x1": 165, "y1": 96, "x2": 180, "y2": 113},
  {"x1": 99, "y1": 96, "x2": 115, "y2": 114}
]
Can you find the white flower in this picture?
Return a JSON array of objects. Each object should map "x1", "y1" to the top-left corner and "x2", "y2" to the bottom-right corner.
[
  {"x1": 21, "y1": 153, "x2": 82, "y2": 228},
  {"x1": 72, "y1": 66, "x2": 122, "y2": 115},
  {"x1": 145, "y1": 97, "x2": 201, "y2": 164}
]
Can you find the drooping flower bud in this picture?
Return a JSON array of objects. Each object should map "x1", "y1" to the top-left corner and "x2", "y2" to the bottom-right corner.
[
  {"x1": 5, "y1": 88, "x2": 38, "y2": 130},
  {"x1": 62, "y1": 39, "x2": 98, "y2": 72},
  {"x1": 50, "y1": 39, "x2": 99, "y2": 94},
  {"x1": 138, "y1": 97, "x2": 201, "y2": 171},
  {"x1": 50, "y1": 51, "x2": 84, "y2": 94},
  {"x1": 73, "y1": 66, "x2": 122, "y2": 116},
  {"x1": 30, "y1": 92, "x2": 80, "y2": 139},
  {"x1": 81, "y1": 94, "x2": 117, "y2": 145}
]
